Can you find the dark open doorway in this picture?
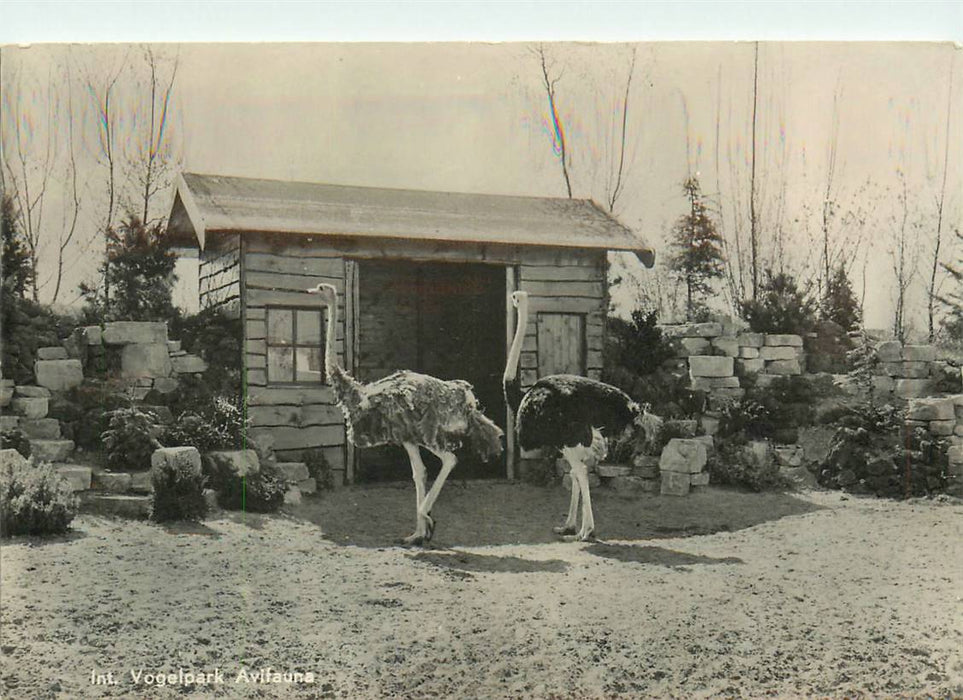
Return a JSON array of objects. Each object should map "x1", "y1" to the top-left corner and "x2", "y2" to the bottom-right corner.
[{"x1": 355, "y1": 259, "x2": 507, "y2": 482}]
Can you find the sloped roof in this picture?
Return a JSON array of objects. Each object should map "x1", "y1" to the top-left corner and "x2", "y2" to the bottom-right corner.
[{"x1": 166, "y1": 172, "x2": 654, "y2": 267}]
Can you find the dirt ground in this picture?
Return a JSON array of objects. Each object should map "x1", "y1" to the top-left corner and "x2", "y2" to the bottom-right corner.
[{"x1": 1, "y1": 483, "x2": 961, "y2": 699}]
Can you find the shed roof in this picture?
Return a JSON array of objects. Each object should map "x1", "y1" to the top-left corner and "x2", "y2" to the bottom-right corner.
[{"x1": 166, "y1": 172, "x2": 654, "y2": 267}]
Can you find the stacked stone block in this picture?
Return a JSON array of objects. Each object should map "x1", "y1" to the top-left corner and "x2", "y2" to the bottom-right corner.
[
  {"x1": 662, "y1": 323, "x2": 806, "y2": 405},
  {"x1": 868, "y1": 341, "x2": 958, "y2": 400},
  {"x1": 658, "y1": 437, "x2": 710, "y2": 496},
  {"x1": 906, "y1": 395, "x2": 963, "y2": 496}
]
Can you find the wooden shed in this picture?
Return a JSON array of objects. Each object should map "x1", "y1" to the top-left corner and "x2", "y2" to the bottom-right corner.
[{"x1": 167, "y1": 173, "x2": 654, "y2": 484}]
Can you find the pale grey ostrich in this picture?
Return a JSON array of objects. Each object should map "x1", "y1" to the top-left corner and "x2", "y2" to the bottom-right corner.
[
  {"x1": 308, "y1": 283, "x2": 503, "y2": 545},
  {"x1": 504, "y1": 291, "x2": 640, "y2": 541}
]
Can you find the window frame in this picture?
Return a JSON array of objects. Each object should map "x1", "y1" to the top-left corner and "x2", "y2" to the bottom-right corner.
[{"x1": 265, "y1": 305, "x2": 326, "y2": 386}]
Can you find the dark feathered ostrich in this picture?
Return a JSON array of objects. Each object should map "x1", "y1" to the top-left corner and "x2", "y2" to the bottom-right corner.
[
  {"x1": 308, "y1": 283, "x2": 503, "y2": 545},
  {"x1": 504, "y1": 291, "x2": 640, "y2": 541}
]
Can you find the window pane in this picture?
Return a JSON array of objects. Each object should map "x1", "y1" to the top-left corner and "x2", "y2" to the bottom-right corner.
[
  {"x1": 296, "y1": 347, "x2": 323, "y2": 383},
  {"x1": 297, "y1": 309, "x2": 323, "y2": 345},
  {"x1": 267, "y1": 309, "x2": 293, "y2": 345},
  {"x1": 267, "y1": 346, "x2": 295, "y2": 383}
]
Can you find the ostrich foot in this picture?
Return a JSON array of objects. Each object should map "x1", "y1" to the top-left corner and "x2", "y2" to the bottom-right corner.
[
  {"x1": 575, "y1": 527, "x2": 596, "y2": 542},
  {"x1": 400, "y1": 532, "x2": 428, "y2": 547},
  {"x1": 553, "y1": 525, "x2": 577, "y2": 536}
]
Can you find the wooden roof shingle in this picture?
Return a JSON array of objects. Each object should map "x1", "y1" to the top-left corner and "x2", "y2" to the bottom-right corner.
[{"x1": 167, "y1": 172, "x2": 654, "y2": 266}]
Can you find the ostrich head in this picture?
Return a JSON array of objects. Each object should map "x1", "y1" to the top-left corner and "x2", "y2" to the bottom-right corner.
[
  {"x1": 511, "y1": 290, "x2": 529, "y2": 308},
  {"x1": 307, "y1": 283, "x2": 337, "y2": 305}
]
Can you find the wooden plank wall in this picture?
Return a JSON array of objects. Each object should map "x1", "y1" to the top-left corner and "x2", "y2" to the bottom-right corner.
[
  {"x1": 516, "y1": 249, "x2": 606, "y2": 389},
  {"x1": 198, "y1": 234, "x2": 242, "y2": 316},
  {"x1": 241, "y1": 234, "x2": 349, "y2": 479}
]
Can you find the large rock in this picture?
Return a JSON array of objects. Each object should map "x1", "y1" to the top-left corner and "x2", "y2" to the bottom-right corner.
[
  {"x1": 0, "y1": 448, "x2": 29, "y2": 469},
  {"x1": 780, "y1": 466, "x2": 818, "y2": 490},
  {"x1": 205, "y1": 449, "x2": 259, "y2": 477},
  {"x1": 660, "y1": 471, "x2": 691, "y2": 496},
  {"x1": 10, "y1": 397, "x2": 48, "y2": 419},
  {"x1": 764, "y1": 334, "x2": 803, "y2": 347},
  {"x1": 659, "y1": 438, "x2": 708, "y2": 475},
  {"x1": 171, "y1": 354, "x2": 208, "y2": 374},
  {"x1": 102, "y1": 321, "x2": 168, "y2": 345},
  {"x1": 739, "y1": 346, "x2": 761, "y2": 359},
  {"x1": 895, "y1": 379, "x2": 935, "y2": 400},
  {"x1": 0, "y1": 385, "x2": 12, "y2": 408},
  {"x1": 683, "y1": 322, "x2": 723, "y2": 338},
  {"x1": 875, "y1": 340, "x2": 903, "y2": 362},
  {"x1": 679, "y1": 337, "x2": 711, "y2": 356},
  {"x1": 871, "y1": 376, "x2": 896, "y2": 394},
  {"x1": 928, "y1": 420, "x2": 956, "y2": 437},
  {"x1": 736, "y1": 333, "x2": 765, "y2": 348},
  {"x1": 736, "y1": 358, "x2": 765, "y2": 375},
  {"x1": 691, "y1": 376, "x2": 741, "y2": 391},
  {"x1": 765, "y1": 359, "x2": 803, "y2": 376},
  {"x1": 277, "y1": 461, "x2": 310, "y2": 482},
  {"x1": 711, "y1": 337, "x2": 740, "y2": 357},
  {"x1": 14, "y1": 385, "x2": 51, "y2": 398},
  {"x1": 152, "y1": 377, "x2": 180, "y2": 394},
  {"x1": 56, "y1": 464, "x2": 92, "y2": 491},
  {"x1": 94, "y1": 471, "x2": 133, "y2": 493},
  {"x1": 689, "y1": 356, "x2": 734, "y2": 378},
  {"x1": 29, "y1": 439, "x2": 75, "y2": 462},
  {"x1": 298, "y1": 477, "x2": 317, "y2": 495},
  {"x1": 151, "y1": 446, "x2": 203, "y2": 474},
  {"x1": 898, "y1": 362, "x2": 930, "y2": 379},
  {"x1": 18, "y1": 418, "x2": 61, "y2": 440},
  {"x1": 690, "y1": 471, "x2": 710, "y2": 487},
  {"x1": 34, "y1": 360, "x2": 84, "y2": 392},
  {"x1": 759, "y1": 346, "x2": 798, "y2": 361},
  {"x1": 36, "y1": 346, "x2": 68, "y2": 360},
  {"x1": 121, "y1": 343, "x2": 173, "y2": 379},
  {"x1": 907, "y1": 397, "x2": 955, "y2": 421},
  {"x1": 902, "y1": 345, "x2": 936, "y2": 362},
  {"x1": 0, "y1": 416, "x2": 20, "y2": 432}
]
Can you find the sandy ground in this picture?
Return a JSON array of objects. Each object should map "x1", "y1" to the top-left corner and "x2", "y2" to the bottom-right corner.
[{"x1": 1, "y1": 485, "x2": 961, "y2": 699}]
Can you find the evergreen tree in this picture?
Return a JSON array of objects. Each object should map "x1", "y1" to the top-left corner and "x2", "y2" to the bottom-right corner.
[
  {"x1": 80, "y1": 215, "x2": 178, "y2": 322},
  {"x1": 740, "y1": 269, "x2": 818, "y2": 335},
  {"x1": 1, "y1": 194, "x2": 33, "y2": 298},
  {"x1": 821, "y1": 263, "x2": 861, "y2": 331},
  {"x1": 668, "y1": 177, "x2": 725, "y2": 321}
]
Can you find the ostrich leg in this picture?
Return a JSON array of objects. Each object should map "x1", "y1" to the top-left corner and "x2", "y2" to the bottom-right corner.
[
  {"x1": 553, "y1": 460, "x2": 580, "y2": 536},
  {"x1": 564, "y1": 446, "x2": 596, "y2": 541},
  {"x1": 402, "y1": 443, "x2": 430, "y2": 545},
  {"x1": 418, "y1": 449, "x2": 458, "y2": 542}
]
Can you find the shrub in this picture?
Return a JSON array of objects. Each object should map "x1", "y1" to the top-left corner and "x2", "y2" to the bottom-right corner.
[
  {"x1": 712, "y1": 437, "x2": 791, "y2": 492},
  {"x1": 102, "y1": 406, "x2": 162, "y2": 471},
  {"x1": 604, "y1": 310, "x2": 676, "y2": 377},
  {"x1": 303, "y1": 448, "x2": 336, "y2": 491},
  {"x1": 209, "y1": 459, "x2": 286, "y2": 513},
  {"x1": 0, "y1": 460, "x2": 79, "y2": 537},
  {"x1": 164, "y1": 396, "x2": 247, "y2": 452},
  {"x1": 740, "y1": 269, "x2": 817, "y2": 335},
  {"x1": 149, "y1": 453, "x2": 207, "y2": 522},
  {"x1": 168, "y1": 307, "x2": 243, "y2": 401}
]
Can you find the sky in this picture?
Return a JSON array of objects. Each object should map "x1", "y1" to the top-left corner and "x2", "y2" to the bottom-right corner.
[{"x1": 1, "y1": 4, "x2": 962, "y2": 337}]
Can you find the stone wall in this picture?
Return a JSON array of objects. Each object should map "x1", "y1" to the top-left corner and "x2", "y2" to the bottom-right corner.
[
  {"x1": 660, "y1": 322, "x2": 806, "y2": 406},
  {"x1": 906, "y1": 395, "x2": 963, "y2": 497},
  {"x1": 864, "y1": 341, "x2": 960, "y2": 401}
]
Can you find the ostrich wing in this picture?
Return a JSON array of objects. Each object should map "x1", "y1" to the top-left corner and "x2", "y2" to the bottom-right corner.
[{"x1": 516, "y1": 375, "x2": 638, "y2": 451}]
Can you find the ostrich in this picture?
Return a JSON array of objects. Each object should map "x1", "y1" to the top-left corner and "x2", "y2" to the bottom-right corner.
[
  {"x1": 504, "y1": 290, "x2": 640, "y2": 541},
  {"x1": 308, "y1": 283, "x2": 503, "y2": 545}
]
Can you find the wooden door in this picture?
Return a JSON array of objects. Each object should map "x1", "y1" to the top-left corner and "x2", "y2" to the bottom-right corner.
[{"x1": 537, "y1": 313, "x2": 586, "y2": 377}]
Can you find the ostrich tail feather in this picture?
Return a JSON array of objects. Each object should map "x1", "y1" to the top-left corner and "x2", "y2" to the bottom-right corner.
[{"x1": 467, "y1": 410, "x2": 504, "y2": 462}]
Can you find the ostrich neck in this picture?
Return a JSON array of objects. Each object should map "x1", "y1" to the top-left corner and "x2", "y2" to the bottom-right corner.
[
  {"x1": 504, "y1": 300, "x2": 527, "y2": 382},
  {"x1": 324, "y1": 298, "x2": 339, "y2": 381}
]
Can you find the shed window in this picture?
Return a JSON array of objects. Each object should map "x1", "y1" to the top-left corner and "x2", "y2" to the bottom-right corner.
[{"x1": 266, "y1": 307, "x2": 324, "y2": 384}]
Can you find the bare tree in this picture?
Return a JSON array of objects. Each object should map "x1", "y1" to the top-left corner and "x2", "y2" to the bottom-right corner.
[
  {"x1": 2, "y1": 57, "x2": 60, "y2": 302},
  {"x1": 889, "y1": 169, "x2": 922, "y2": 342},
  {"x1": 125, "y1": 46, "x2": 180, "y2": 226},
  {"x1": 748, "y1": 41, "x2": 760, "y2": 300},
  {"x1": 533, "y1": 44, "x2": 572, "y2": 199},
  {"x1": 926, "y1": 55, "x2": 956, "y2": 341},
  {"x1": 49, "y1": 60, "x2": 84, "y2": 304}
]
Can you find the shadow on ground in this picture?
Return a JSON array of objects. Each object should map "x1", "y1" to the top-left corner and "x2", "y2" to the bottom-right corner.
[
  {"x1": 286, "y1": 481, "x2": 821, "y2": 549},
  {"x1": 411, "y1": 549, "x2": 570, "y2": 575},
  {"x1": 585, "y1": 542, "x2": 744, "y2": 567}
]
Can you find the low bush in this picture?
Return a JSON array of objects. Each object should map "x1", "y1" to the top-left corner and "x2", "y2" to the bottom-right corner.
[
  {"x1": 149, "y1": 453, "x2": 207, "y2": 522},
  {"x1": 163, "y1": 396, "x2": 247, "y2": 452},
  {"x1": 211, "y1": 459, "x2": 286, "y2": 513},
  {"x1": 0, "y1": 460, "x2": 78, "y2": 537},
  {"x1": 712, "y1": 436, "x2": 791, "y2": 492},
  {"x1": 740, "y1": 270, "x2": 817, "y2": 335},
  {"x1": 102, "y1": 406, "x2": 162, "y2": 471},
  {"x1": 303, "y1": 448, "x2": 336, "y2": 491}
]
